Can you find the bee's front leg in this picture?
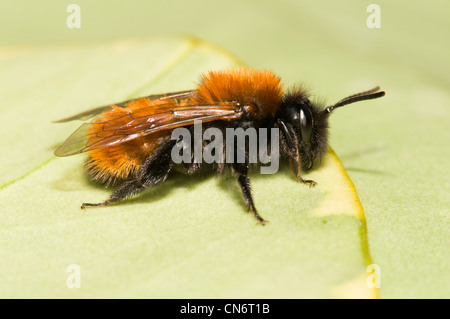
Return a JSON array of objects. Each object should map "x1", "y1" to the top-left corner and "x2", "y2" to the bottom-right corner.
[{"x1": 289, "y1": 156, "x2": 317, "y2": 187}]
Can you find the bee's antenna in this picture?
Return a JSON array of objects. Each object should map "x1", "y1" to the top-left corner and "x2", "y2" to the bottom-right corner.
[{"x1": 325, "y1": 86, "x2": 385, "y2": 113}]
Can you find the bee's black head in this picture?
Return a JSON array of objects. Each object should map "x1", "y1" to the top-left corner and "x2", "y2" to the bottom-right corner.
[
  {"x1": 279, "y1": 88, "x2": 329, "y2": 170},
  {"x1": 279, "y1": 86, "x2": 385, "y2": 170}
]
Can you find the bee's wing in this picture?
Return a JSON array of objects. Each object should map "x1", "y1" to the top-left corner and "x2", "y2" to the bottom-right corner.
[
  {"x1": 53, "y1": 90, "x2": 195, "y2": 123},
  {"x1": 54, "y1": 99, "x2": 243, "y2": 157}
]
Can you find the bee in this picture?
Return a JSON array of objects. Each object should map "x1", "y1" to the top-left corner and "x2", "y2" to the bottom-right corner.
[{"x1": 55, "y1": 68, "x2": 385, "y2": 224}]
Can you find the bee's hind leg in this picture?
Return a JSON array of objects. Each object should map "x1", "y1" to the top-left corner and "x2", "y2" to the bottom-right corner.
[
  {"x1": 81, "y1": 140, "x2": 176, "y2": 209},
  {"x1": 81, "y1": 180, "x2": 145, "y2": 209}
]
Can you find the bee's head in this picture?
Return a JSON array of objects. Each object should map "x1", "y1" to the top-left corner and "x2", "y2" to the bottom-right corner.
[
  {"x1": 279, "y1": 86, "x2": 385, "y2": 170},
  {"x1": 279, "y1": 89, "x2": 329, "y2": 170}
]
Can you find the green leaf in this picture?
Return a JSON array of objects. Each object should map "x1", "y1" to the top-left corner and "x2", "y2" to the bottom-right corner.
[{"x1": 0, "y1": 37, "x2": 376, "y2": 298}]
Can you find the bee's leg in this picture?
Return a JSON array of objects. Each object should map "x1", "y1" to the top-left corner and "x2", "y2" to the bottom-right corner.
[
  {"x1": 233, "y1": 163, "x2": 267, "y2": 225},
  {"x1": 237, "y1": 175, "x2": 267, "y2": 225},
  {"x1": 82, "y1": 140, "x2": 175, "y2": 209},
  {"x1": 278, "y1": 119, "x2": 317, "y2": 187},
  {"x1": 81, "y1": 180, "x2": 144, "y2": 209},
  {"x1": 289, "y1": 157, "x2": 317, "y2": 187}
]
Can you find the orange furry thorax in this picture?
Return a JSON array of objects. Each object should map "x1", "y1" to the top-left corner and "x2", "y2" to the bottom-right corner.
[{"x1": 195, "y1": 68, "x2": 283, "y2": 119}]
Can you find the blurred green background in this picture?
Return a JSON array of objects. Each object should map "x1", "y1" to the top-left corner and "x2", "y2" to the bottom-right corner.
[{"x1": 0, "y1": 0, "x2": 449, "y2": 298}]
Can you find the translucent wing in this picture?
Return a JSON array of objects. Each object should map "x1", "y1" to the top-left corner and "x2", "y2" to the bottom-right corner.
[
  {"x1": 53, "y1": 90, "x2": 195, "y2": 122},
  {"x1": 54, "y1": 98, "x2": 243, "y2": 157}
]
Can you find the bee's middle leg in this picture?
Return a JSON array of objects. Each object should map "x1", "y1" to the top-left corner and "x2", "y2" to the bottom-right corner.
[{"x1": 233, "y1": 163, "x2": 267, "y2": 225}]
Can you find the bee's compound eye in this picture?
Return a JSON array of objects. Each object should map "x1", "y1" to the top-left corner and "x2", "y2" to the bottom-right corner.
[{"x1": 299, "y1": 107, "x2": 312, "y2": 143}]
